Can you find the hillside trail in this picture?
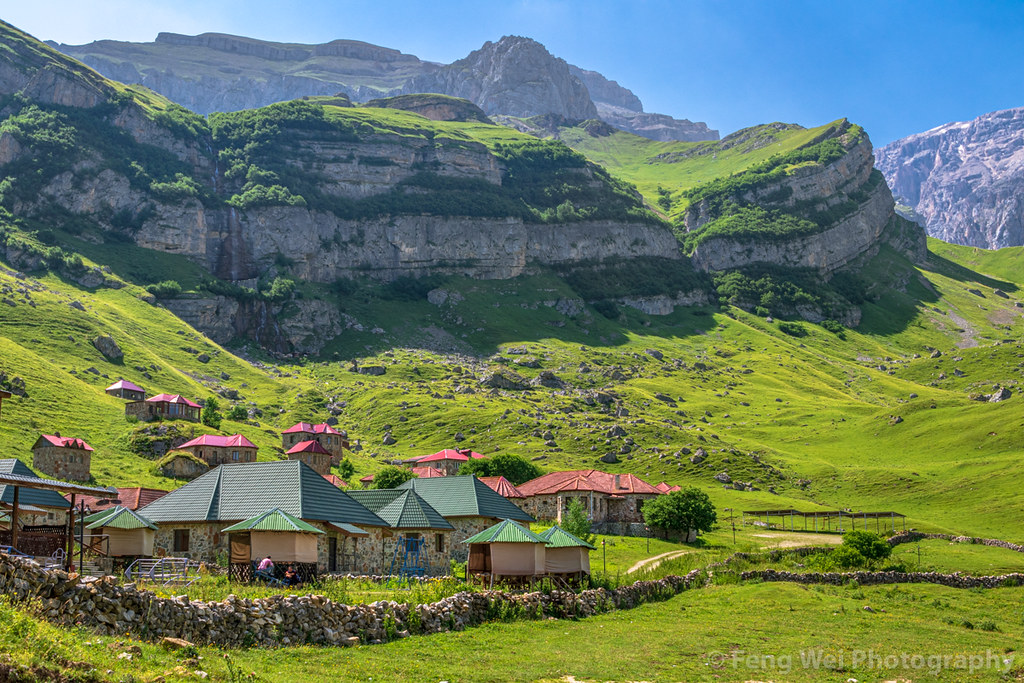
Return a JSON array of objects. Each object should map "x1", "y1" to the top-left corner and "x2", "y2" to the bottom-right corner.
[{"x1": 626, "y1": 549, "x2": 693, "y2": 574}]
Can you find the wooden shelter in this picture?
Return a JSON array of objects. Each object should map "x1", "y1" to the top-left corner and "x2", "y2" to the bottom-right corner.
[
  {"x1": 0, "y1": 458, "x2": 113, "y2": 565},
  {"x1": 84, "y1": 506, "x2": 158, "y2": 558},
  {"x1": 464, "y1": 519, "x2": 547, "y2": 587},
  {"x1": 221, "y1": 508, "x2": 324, "y2": 582},
  {"x1": 539, "y1": 525, "x2": 595, "y2": 579}
]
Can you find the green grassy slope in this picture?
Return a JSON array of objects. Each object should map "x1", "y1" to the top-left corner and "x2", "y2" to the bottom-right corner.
[{"x1": 1, "y1": 232, "x2": 1022, "y2": 539}]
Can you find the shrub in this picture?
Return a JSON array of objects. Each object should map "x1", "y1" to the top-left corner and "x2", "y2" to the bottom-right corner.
[
  {"x1": 457, "y1": 453, "x2": 542, "y2": 486},
  {"x1": 561, "y1": 497, "x2": 595, "y2": 545},
  {"x1": 777, "y1": 321, "x2": 806, "y2": 337},
  {"x1": 373, "y1": 466, "x2": 415, "y2": 489},
  {"x1": 226, "y1": 405, "x2": 248, "y2": 421},
  {"x1": 820, "y1": 319, "x2": 846, "y2": 338},
  {"x1": 145, "y1": 280, "x2": 182, "y2": 298},
  {"x1": 201, "y1": 397, "x2": 222, "y2": 429},
  {"x1": 336, "y1": 458, "x2": 355, "y2": 481},
  {"x1": 842, "y1": 531, "x2": 892, "y2": 563}
]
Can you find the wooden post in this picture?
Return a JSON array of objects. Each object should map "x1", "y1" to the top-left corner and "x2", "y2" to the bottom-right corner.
[
  {"x1": 66, "y1": 494, "x2": 75, "y2": 570},
  {"x1": 10, "y1": 486, "x2": 19, "y2": 550}
]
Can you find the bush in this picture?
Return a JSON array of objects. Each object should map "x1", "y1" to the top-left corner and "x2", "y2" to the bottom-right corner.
[
  {"x1": 457, "y1": 453, "x2": 542, "y2": 486},
  {"x1": 226, "y1": 405, "x2": 248, "y2": 421},
  {"x1": 201, "y1": 396, "x2": 222, "y2": 429},
  {"x1": 336, "y1": 458, "x2": 355, "y2": 481},
  {"x1": 562, "y1": 497, "x2": 595, "y2": 545},
  {"x1": 373, "y1": 466, "x2": 415, "y2": 489},
  {"x1": 146, "y1": 280, "x2": 183, "y2": 298},
  {"x1": 777, "y1": 321, "x2": 806, "y2": 337},
  {"x1": 842, "y1": 531, "x2": 892, "y2": 562},
  {"x1": 820, "y1": 319, "x2": 846, "y2": 338}
]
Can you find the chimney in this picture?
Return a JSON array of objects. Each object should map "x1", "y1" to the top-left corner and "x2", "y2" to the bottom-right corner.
[
  {"x1": 53, "y1": 431, "x2": 60, "y2": 438},
  {"x1": 614, "y1": 474, "x2": 621, "y2": 489}
]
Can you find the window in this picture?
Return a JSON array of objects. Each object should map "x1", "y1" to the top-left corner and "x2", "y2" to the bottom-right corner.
[
  {"x1": 173, "y1": 529, "x2": 190, "y2": 552},
  {"x1": 232, "y1": 451, "x2": 239, "y2": 461},
  {"x1": 435, "y1": 533, "x2": 444, "y2": 553}
]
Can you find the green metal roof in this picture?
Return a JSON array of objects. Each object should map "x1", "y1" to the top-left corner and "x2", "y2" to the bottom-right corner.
[
  {"x1": 85, "y1": 506, "x2": 158, "y2": 531},
  {"x1": 397, "y1": 476, "x2": 534, "y2": 522},
  {"x1": 138, "y1": 461, "x2": 387, "y2": 528},
  {"x1": 0, "y1": 459, "x2": 73, "y2": 509},
  {"x1": 348, "y1": 489, "x2": 454, "y2": 530},
  {"x1": 221, "y1": 508, "x2": 324, "y2": 534},
  {"x1": 538, "y1": 525, "x2": 596, "y2": 550},
  {"x1": 84, "y1": 507, "x2": 120, "y2": 525},
  {"x1": 463, "y1": 519, "x2": 547, "y2": 544}
]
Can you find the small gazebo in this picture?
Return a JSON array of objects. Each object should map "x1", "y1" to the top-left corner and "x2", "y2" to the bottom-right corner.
[
  {"x1": 464, "y1": 519, "x2": 547, "y2": 587},
  {"x1": 539, "y1": 525, "x2": 595, "y2": 581},
  {"x1": 84, "y1": 506, "x2": 158, "y2": 558},
  {"x1": 221, "y1": 508, "x2": 324, "y2": 582}
]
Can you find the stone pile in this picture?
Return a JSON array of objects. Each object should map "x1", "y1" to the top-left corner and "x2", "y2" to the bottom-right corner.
[{"x1": 0, "y1": 553, "x2": 698, "y2": 648}]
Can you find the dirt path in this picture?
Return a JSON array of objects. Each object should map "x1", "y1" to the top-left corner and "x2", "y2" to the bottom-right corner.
[
  {"x1": 751, "y1": 532, "x2": 843, "y2": 548},
  {"x1": 626, "y1": 549, "x2": 692, "y2": 574}
]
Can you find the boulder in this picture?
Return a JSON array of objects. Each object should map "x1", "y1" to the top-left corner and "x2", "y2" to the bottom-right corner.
[{"x1": 92, "y1": 335, "x2": 123, "y2": 362}]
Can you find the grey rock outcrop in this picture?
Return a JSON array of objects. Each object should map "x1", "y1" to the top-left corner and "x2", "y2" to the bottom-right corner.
[
  {"x1": 875, "y1": 107, "x2": 1024, "y2": 248},
  {"x1": 594, "y1": 103, "x2": 719, "y2": 142},
  {"x1": 92, "y1": 334, "x2": 123, "y2": 362},
  {"x1": 407, "y1": 36, "x2": 597, "y2": 120}
]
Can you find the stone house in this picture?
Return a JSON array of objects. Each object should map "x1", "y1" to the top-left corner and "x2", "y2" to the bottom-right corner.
[
  {"x1": 125, "y1": 394, "x2": 201, "y2": 422},
  {"x1": 0, "y1": 389, "x2": 10, "y2": 420},
  {"x1": 516, "y1": 470, "x2": 662, "y2": 525},
  {"x1": 105, "y1": 379, "x2": 145, "y2": 401},
  {"x1": 31, "y1": 433, "x2": 93, "y2": 482},
  {"x1": 138, "y1": 460, "x2": 390, "y2": 574},
  {"x1": 286, "y1": 440, "x2": 331, "y2": 475},
  {"x1": 403, "y1": 448, "x2": 486, "y2": 476},
  {"x1": 396, "y1": 476, "x2": 535, "y2": 562},
  {"x1": 175, "y1": 434, "x2": 258, "y2": 467},
  {"x1": 348, "y1": 489, "x2": 455, "y2": 575},
  {"x1": 281, "y1": 423, "x2": 348, "y2": 464}
]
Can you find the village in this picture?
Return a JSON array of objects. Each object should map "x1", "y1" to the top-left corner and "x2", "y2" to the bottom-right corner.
[{"x1": 0, "y1": 378, "x2": 688, "y2": 585}]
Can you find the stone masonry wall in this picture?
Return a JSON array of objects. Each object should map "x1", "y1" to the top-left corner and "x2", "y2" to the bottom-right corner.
[
  {"x1": 0, "y1": 552, "x2": 699, "y2": 648},
  {"x1": 32, "y1": 445, "x2": 91, "y2": 482}
]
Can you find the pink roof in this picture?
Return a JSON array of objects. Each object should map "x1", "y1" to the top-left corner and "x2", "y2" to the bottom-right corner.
[
  {"x1": 517, "y1": 470, "x2": 661, "y2": 497},
  {"x1": 655, "y1": 482, "x2": 682, "y2": 493},
  {"x1": 106, "y1": 379, "x2": 144, "y2": 393},
  {"x1": 282, "y1": 422, "x2": 340, "y2": 435},
  {"x1": 479, "y1": 476, "x2": 525, "y2": 498},
  {"x1": 411, "y1": 466, "x2": 447, "y2": 478},
  {"x1": 322, "y1": 474, "x2": 348, "y2": 487},
  {"x1": 146, "y1": 394, "x2": 201, "y2": 409},
  {"x1": 38, "y1": 434, "x2": 94, "y2": 451},
  {"x1": 416, "y1": 448, "x2": 487, "y2": 463},
  {"x1": 178, "y1": 434, "x2": 258, "y2": 449},
  {"x1": 359, "y1": 474, "x2": 375, "y2": 483},
  {"x1": 287, "y1": 439, "x2": 331, "y2": 456}
]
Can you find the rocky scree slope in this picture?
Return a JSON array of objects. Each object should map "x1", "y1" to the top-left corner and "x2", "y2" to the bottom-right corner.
[
  {"x1": 54, "y1": 31, "x2": 717, "y2": 142},
  {"x1": 875, "y1": 106, "x2": 1024, "y2": 249}
]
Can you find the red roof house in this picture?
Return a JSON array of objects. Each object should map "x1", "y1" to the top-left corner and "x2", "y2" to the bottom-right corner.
[
  {"x1": 322, "y1": 474, "x2": 348, "y2": 488},
  {"x1": 412, "y1": 448, "x2": 487, "y2": 475},
  {"x1": 31, "y1": 433, "x2": 94, "y2": 482},
  {"x1": 285, "y1": 439, "x2": 333, "y2": 475},
  {"x1": 281, "y1": 422, "x2": 348, "y2": 461},
  {"x1": 655, "y1": 482, "x2": 682, "y2": 494},
  {"x1": 176, "y1": 434, "x2": 258, "y2": 466},
  {"x1": 105, "y1": 379, "x2": 145, "y2": 401},
  {"x1": 517, "y1": 470, "x2": 662, "y2": 525},
  {"x1": 410, "y1": 466, "x2": 447, "y2": 478},
  {"x1": 126, "y1": 393, "x2": 201, "y2": 422}
]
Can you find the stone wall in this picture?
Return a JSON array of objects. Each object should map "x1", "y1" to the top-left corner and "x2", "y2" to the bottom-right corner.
[
  {"x1": 742, "y1": 568, "x2": 1024, "y2": 589},
  {"x1": 379, "y1": 529, "x2": 453, "y2": 576},
  {"x1": 888, "y1": 531, "x2": 1024, "y2": 553},
  {"x1": 0, "y1": 552, "x2": 699, "y2": 648},
  {"x1": 287, "y1": 451, "x2": 331, "y2": 475},
  {"x1": 183, "y1": 445, "x2": 257, "y2": 467},
  {"x1": 448, "y1": 517, "x2": 503, "y2": 562},
  {"x1": 32, "y1": 445, "x2": 91, "y2": 482}
]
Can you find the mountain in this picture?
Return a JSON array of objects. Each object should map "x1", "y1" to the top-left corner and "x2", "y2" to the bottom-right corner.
[
  {"x1": 53, "y1": 32, "x2": 717, "y2": 142},
  {"x1": 875, "y1": 107, "x2": 1024, "y2": 249}
]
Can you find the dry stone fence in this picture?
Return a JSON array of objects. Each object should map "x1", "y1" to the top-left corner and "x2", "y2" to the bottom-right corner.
[
  {"x1": 0, "y1": 553, "x2": 699, "y2": 648},
  {"x1": 743, "y1": 569, "x2": 1024, "y2": 589}
]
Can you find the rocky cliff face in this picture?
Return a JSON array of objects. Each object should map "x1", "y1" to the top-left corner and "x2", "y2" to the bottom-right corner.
[
  {"x1": 687, "y1": 132, "x2": 926, "y2": 273},
  {"x1": 407, "y1": 36, "x2": 597, "y2": 121},
  {"x1": 54, "y1": 31, "x2": 718, "y2": 142},
  {"x1": 875, "y1": 107, "x2": 1024, "y2": 248}
]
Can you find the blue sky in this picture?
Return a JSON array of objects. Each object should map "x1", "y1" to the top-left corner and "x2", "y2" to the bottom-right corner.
[{"x1": 6, "y1": 0, "x2": 1023, "y2": 145}]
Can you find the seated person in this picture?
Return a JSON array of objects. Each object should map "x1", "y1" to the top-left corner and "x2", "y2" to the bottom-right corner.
[
  {"x1": 255, "y1": 555, "x2": 275, "y2": 580},
  {"x1": 284, "y1": 565, "x2": 300, "y2": 586}
]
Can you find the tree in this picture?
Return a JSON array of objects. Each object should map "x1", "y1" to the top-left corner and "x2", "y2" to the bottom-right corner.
[
  {"x1": 456, "y1": 453, "x2": 542, "y2": 486},
  {"x1": 336, "y1": 458, "x2": 355, "y2": 481},
  {"x1": 226, "y1": 404, "x2": 248, "y2": 421},
  {"x1": 642, "y1": 487, "x2": 717, "y2": 540},
  {"x1": 373, "y1": 465, "x2": 415, "y2": 490},
  {"x1": 201, "y1": 397, "x2": 222, "y2": 429},
  {"x1": 842, "y1": 531, "x2": 891, "y2": 562},
  {"x1": 561, "y1": 497, "x2": 595, "y2": 545}
]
